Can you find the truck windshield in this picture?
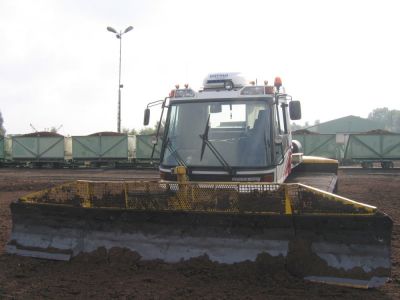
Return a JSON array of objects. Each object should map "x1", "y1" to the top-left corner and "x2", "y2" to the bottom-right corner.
[{"x1": 162, "y1": 99, "x2": 272, "y2": 168}]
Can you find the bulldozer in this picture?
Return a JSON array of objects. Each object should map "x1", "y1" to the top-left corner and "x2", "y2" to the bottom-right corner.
[{"x1": 6, "y1": 73, "x2": 392, "y2": 288}]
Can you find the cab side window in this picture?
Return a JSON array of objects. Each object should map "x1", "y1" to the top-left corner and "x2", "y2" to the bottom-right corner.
[{"x1": 276, "y1": 103, "x2": 288, "y2": 134}]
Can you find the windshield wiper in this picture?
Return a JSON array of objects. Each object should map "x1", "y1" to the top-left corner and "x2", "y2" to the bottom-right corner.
[
  {"x1": 199, "y1": 114, "x2": 233, "y2": 174},
  {"x1": 165, "y1": 137, "x2": 187, "y2": 168},
  {"x1": 199, "y1": 114, "x2": 211, "y2": 161}
]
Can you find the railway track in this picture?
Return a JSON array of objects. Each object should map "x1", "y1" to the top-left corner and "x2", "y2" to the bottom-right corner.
[
  {"x1": 0, "y1": 168, "x2": 159, "y2": 182},
  {"x1": 339, "y1": 167, "x2": 400, "y2": 175}
]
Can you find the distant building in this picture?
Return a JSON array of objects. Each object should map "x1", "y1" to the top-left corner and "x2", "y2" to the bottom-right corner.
[{"x1": 304, "y1": 115, "x2": 385, "y2": 134}]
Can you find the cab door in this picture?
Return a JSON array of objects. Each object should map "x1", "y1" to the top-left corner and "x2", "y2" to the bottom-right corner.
[{"x1": 273, "y1": 98, "x2": 291, "y2": 181}]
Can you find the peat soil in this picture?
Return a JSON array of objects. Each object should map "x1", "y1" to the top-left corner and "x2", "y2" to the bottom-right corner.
[{"x1": 0, "y1": 168, "x2": 399, "y2": 299}]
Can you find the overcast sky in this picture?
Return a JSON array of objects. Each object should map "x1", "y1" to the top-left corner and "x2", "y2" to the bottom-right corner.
[{"x1": 1, "y1": 0, "x2": 399, "y2": 135}]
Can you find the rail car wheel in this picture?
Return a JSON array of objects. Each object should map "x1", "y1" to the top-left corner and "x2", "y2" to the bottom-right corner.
[
  {"x1": 381, "y1": 161, "x2": 394, "y2": 169},
  {"x1": 361, "y1": 161, "x2": 373, "y2": 169}
]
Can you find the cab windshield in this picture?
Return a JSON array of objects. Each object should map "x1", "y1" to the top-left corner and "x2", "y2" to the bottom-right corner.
[{"x1": 162, "y1": 99, "x2": 272, "y2": 168}]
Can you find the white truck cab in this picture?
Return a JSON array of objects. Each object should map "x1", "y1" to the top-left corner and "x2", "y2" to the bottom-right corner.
[{"x1": 144, "y1": 72, "x2": 302, "y2": 183}]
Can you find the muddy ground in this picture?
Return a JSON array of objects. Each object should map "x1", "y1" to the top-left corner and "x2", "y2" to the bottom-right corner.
[{"x1": 0, "y1": 168, "x2": 399, "y2": 299}]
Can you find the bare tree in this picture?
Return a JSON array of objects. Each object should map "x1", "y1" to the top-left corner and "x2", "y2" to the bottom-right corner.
[{"x1": 0, "y1": 110, "x2": 5, "y2": 136}]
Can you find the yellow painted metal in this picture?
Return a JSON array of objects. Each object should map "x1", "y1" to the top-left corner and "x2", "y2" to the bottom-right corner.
[
  {"x1": 302, "y1": 155, "x2": 338, "y2": 165},
  {"x1": 18, "y1": 180, "x2": 377, "y2": 216},
  {"x1": 174, "y1": 166, "x2": 187, "y2": 176},
  {"x1": 174, "y1": 166, "x2": 188, "y2": 183},
  {"x1": 284, "y1": 186, "x2": 293, "y2": 215},
  {"x1": 83, "y1": 181, "x2": 92, "y2": 208},
  {"x1": 123, "y1": 182, "x2": 129, "y2": 208},
  {"x1": 19, "y1": 189, "x2": 50, "y2": 202},
  {"x1": 172, "y1": 166, "x2": 191, "y2": 208},
  {"x1": 296, "y1": 183, "x2": 376, "y2": 213},
  {"x1": 306, "y1": 278, "x2": 370, "y2": 289}
]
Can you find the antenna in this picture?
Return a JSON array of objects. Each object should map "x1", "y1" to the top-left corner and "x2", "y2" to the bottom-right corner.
[{"x1": 30, "y1": 123, "x2": 38, "y2": 133}]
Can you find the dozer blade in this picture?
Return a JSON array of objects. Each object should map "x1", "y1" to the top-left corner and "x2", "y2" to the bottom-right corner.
[{"x1": 6, "y1": 180, "x2": 392, "y2": 288}]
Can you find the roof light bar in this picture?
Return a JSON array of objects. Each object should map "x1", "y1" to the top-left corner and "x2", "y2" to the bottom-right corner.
[{"x1": 170, "y1": 88, "x2": 195, "y2": 98}]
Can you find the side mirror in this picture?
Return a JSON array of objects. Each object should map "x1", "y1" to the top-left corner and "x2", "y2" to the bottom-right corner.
[
  {"x1": 289, "y1": 101, "x2": 301, "y2": 120},
  {"x1": 143, "y1": 108, "x2": 150, "y2": 126}
]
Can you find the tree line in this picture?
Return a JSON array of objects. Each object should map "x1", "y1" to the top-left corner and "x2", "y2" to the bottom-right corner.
[
  {"x1": 367, "y1": 107, "x2": 400, "y2": 133},
  {"x1": 122, "y1": 120, "x2": 165, "y2": 136}
]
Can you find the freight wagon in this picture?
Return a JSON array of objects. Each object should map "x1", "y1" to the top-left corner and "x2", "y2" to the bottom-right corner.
[
  {"x1": 71, "y1": 132, "x2": 132, "y2": 167},
  {"x1": 292, "y1": 133, "x2": 342, "y2": 160},
  {"x1": 0, "y1": 132, "x2": 161, "y2": 168},
  {"x1": 3, "y1": 130, "x2": 400, "y2": 169},
  {"x1": 343, "y1": 133, "x2": 400, "y2": 168},
  {"x1": 294, "y1": 131, "x2": 400, "y2": 168},
  {"x1": 11, "y1": 132, "x2": 66, "y2": 167}
]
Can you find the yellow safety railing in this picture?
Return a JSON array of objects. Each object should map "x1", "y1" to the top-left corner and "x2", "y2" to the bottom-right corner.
[{"x1": 18, "y1": 179, "x2": 376, "y2": 216}]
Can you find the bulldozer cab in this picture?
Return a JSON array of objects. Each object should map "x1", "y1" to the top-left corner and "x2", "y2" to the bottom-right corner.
[
  {"x1": 159, "y1": 95, "x2": 293, "y2": 181},
  {"x1": 163, "y1": 99, "x2": 272, "y2": 165}
]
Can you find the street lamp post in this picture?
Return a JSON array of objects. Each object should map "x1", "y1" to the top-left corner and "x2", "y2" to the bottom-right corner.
[{"x1": 107, "y1": 25, "x2": 134, "y2": 133}]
